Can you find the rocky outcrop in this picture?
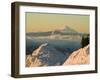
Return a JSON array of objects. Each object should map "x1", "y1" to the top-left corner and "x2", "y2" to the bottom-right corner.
[
  {"x1": 26, "y1": 43, "x2": 66, "y2": 67},
  {"x1": 63, "y1": 45, "x2": 89, "y2": 65}
]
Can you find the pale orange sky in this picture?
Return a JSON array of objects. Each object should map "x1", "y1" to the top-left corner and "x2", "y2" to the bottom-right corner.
[{"x1": 26, "y1": 12, "x2": 89, "y2": 33}]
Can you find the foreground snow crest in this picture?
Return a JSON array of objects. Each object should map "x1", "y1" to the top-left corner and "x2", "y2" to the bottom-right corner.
[
  {"x1": 26, "y1": 43, "x2": 66, "y2": 67},
  {"x1": 63, "y1": 45, "x2": 89, "y2": 65},
  {"x1": 26, "y1": 43, "x2": 89, "y2": 67}
]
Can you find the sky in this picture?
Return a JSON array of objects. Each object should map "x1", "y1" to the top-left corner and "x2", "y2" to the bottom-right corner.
[{"x1": 26, "y1": 12, "x2": 89, "y2": 33}]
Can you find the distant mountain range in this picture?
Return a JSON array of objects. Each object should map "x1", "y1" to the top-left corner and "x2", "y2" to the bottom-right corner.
[{"x1": 26, "y1": 26, "x2": 85, "y2": 37}]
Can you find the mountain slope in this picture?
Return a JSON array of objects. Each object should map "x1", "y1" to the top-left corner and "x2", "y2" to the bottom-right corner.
[
  {"x1": 63, "y1": 45, "x2": 89, "y2": 65},
  {"x1": 26, "y1": 43, "x2": 67, "y2": 67}
]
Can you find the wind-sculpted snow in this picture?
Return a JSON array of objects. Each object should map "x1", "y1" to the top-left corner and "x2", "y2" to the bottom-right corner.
[{"x1": 26, "y1": 43, "x2": 67, "y2": 67}]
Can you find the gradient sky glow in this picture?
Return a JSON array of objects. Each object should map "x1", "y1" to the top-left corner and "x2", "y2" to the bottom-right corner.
[{"x1": 26, "y1": 12, "x2": 89, "y2": 33}]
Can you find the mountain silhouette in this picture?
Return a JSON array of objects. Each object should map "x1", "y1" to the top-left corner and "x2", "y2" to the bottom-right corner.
[
  {"x1": 50, "y1": 26, "x2": 78, "y2": 35},
  {"x1": 57, "y1": 26, "x2": 78, "y2": 33}
]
